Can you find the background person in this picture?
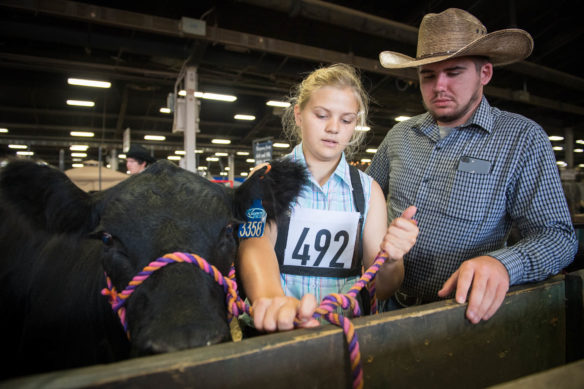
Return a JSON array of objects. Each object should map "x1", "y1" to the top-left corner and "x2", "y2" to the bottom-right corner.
[
  {"x1": 366, "y1": 8, "x2": 577, "y2": 324},
  {"x1": 126, "y1": 144, "x2": 156, "y2": 174},
  {"x1": 238, "y1": 63, "x2": 419, "y2": 332}
]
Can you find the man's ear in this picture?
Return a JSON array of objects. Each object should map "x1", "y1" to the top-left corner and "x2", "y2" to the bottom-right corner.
[{"x1": 480, "y1": 62, "x2": 493, "y2": 85}]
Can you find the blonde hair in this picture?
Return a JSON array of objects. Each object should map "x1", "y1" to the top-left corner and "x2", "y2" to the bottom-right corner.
[{"x1": 281, "y1": 63, "x2": 369, "y2": 157}]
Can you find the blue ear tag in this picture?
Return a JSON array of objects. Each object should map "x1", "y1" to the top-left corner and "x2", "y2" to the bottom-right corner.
[{"x1": 238, "y1": 199, "x2": 266, "y2": 238}]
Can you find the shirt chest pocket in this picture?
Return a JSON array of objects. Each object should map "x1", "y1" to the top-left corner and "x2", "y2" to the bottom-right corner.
[{"x1": 443, "y1": 170, "x2": 496, "y2": 222}]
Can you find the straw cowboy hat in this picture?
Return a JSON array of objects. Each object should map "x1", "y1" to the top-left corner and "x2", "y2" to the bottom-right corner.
[{"x1": 379, "y1": 8, "x2": 533, "y2": 69}]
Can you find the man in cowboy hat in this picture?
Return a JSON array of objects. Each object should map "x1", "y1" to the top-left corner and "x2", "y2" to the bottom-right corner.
[
  {"x1": 367, "y1": 8, "x2": 576, "y2": 324},
  {"x1": 126, "y1": 144, "x2": 156, "y2": 174}
]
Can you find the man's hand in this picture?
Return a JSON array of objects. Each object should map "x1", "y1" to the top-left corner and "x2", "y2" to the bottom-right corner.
[
  {"x1": 438, "y1": 255, "x2": 509, "y2": 324},
  {"x1": 251, "y1": 294, "x2": 319, "y2": 332},
  {"x1": 380, "y1": 205, "x2": 418, "y2": 261}
]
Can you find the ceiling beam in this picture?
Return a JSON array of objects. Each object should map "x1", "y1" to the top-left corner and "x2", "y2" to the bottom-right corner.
[{"x1": 1, "y1": 0, "x2": 583, "y2": 116}]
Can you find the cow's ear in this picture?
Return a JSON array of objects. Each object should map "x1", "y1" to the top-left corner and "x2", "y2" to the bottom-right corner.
[
  {"x1": 233, "y1": 159, "x2": 307, "y2": 222},
  {"x1": 0, "y1": 160, "x2": 98, "y2": 234}
]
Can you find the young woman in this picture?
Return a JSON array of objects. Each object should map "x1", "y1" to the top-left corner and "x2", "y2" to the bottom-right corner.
[{"x1": 238, "y1": 64, "x2": 418, "y2": 332}]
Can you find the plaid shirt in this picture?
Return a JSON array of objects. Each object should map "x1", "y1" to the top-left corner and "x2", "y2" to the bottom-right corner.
[
  {"x1": 280, "y1": 144, "x2": 372, "y2": 303},
  {"x1": 367, "y1": 97, "x2": 577, "y2": 302}
]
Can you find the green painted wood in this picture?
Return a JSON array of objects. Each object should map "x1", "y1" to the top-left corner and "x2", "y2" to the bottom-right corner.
[{"x1": 1, "y1": 276, "x2": 567, "y2": 389}]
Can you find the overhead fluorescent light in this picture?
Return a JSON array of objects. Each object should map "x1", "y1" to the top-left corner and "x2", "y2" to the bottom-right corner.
[
  {"x1": 144, "y1": 135, "x2": 166, "y2": 141},
  {"x1": 356, "y1": 126, "x2": 370, "y2": 132},
  {"x1": 70, "y1": 131, "x2": 94, "y2": 137},
  {"x1": 366, "y1": 148, "x2": 377, "y2": 153},
  {"x1": 67, "y1": 100, "x2": 95, "y2": 107},
  {"x1": 175, "y1": 150, "x2": 186, "y2": 155},
  {"x1": 395, "y1": 116, "x2": 411, "y2": 122},
  {"x1": 224, "y1": 167, "x2": 230, "y2": 171},
  {"x1": 8, "y1": 144, "x2": 27, "y2": 149},
  {"x1": 234, "y1": 114, "x2": 255, "y2": 121},
  {"x1": 212, "y1": 139, "x2": 231, "y2": 144},
  {"x1": 577, "y1": 140, "x2": 584, "y2": 145},
  {"x1": 246, "y1": 158, "x2": 255, "y2": 163},
  {"x1": 548, "y1": 135, "x2": 564, "y2": 141},
  {"x1": 552, "y1": 146, "x2": 563, "y2": 151},
  {"x1": 557, "y1": 161, "x2": 567, "y2": 167},
  {"x1": 71, "y1": 163, "x2": 84, "y2": 168},
  {"x1": 0, "y1": 128, "x2": 8, "y2": 133},
  {"x1": 220, "y1": 172, "x2": 228, "y2": 176},
  {"x1": 70, "y1": 145, "x2": 89, "y2": 151},
  {"x1": 159, "y1": 107, "x2": 171, "y2": 114},
  {"x1": 206, "y1": 157, "x2": 219, "y2": 162},
  {"x1": 361, "y1": 158, "x2": 372, "y2": 163},
  {"x1": 273, "y1": 142, "x2": 290, "y2": 148},
  {"x1": 195, "y1": 149, "x2": 203, "y2": 153},
  {"x1": 118, "y1": 154, "x2": 126, "y2": 159},
  {"x1": 575, "y1": 149, "x2": 583, "y2": 153},
  {"x1": 236, "y1": 151, "x2": 249, "y2": 156},
  {"x1": 178, "y1": 90, "x2": 237, "y2": 102},
  {"x1": 167, "y1": 155, "x2": 181, "y2": 161},
  {"x1": 198, "y1": 92, "x2": 237, "y2": 102},
  {"x1": 17, "y1": 150, "x2": 34, "y2": 156},
  {"x1": 68, "y1": 78, "x2": 111, "y2": 88},
  {"x1": 240, "y1": 172, "x2": 249, "y2": 176},
  {"x1": 215, "y1": 152, "x2": 228, "y2": 156},
  {"x1": 71, "y1": 152, "x2": 87, "y2": 157},
  {"x1": 72, "y1": 158, "x2": 83, "y2": 162},
  {"x1": 266, "y1": 100, "x2": 290, "y2": 108}
]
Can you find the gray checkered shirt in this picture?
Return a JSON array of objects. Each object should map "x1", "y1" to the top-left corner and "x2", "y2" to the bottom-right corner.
[{"x1": 366, "y1": 97, "x2": 577, "y2": 302}]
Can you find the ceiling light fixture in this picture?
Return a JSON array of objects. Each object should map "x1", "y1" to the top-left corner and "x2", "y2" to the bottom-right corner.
[
  {"x1": 234, "y1": 114, "x2": 255, "y2": 121},
  {"x1": 71, "y1": 152, "x2": 87, "y2": 157},
  {"x1": 548, "y1": 135, "x2": 564, "y2": 141},
  {"x1": 206, "y1": 157, "x2": 219, "y2": 162},
  {"x1": 159, "y1": 107, "x2": 171, "y2": 114},
  {"x1": 236, "y1": 151, "x2": 250, "y2": 156},
  {"x1": 395, "y1": 116, "x2": 411, "y2": 122},
  {"x1": 144, "y1": 135, "x2": 166, "y2": 141},
  {"x1": 212, "y1": 139, "x2": 231, "y2": 144},
  {"x1": 366, "y1": 148, "x2": 377, "y2": 153},
  {"x1": 67, "y1": 78, "x2": 111, "y2": 88},
  {"x1": 8, "y1": 144, "x2": 28, "y2": 149},
  {"x1": 17, "y1": 151, "x2": 34, "y2": 156},
  {"x1": 215, "y1": 152, "x2": 228, "y2": 156},
  {"x1": 273, "y1": 142, "x2": 290, "y2": 148},
  {"x1": 355, "y1": 126, "x2": 370, "y2": 132},
  {"x1": 72, "y1": 163, "x2": 84, "y2": 168},
  {"x1": 266, "y1": 100, "x2": 290, "y2": 108},
  {"x1": 167, "y1": 155, "x2": 181, "y2": 160},
  {"x1": 70, "y1": 131, "x2": 95, "y2": 137},
  {"x1": 0, "y1": 128, "x2": 8, "y2": 133},
  {"x1": 178, "y1": 90, "x2": 237, "y2": 102},
  {"x1": 70, "y1": 145, "x2": 89, "y2": 151},
  {"x1": 66, "y1": 100, "x2": 95, "y2": 107}
]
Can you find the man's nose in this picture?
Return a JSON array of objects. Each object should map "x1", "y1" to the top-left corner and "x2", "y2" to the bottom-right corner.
[{"x1": 432, "y1": 72, "x2": 448, "y2": 92}]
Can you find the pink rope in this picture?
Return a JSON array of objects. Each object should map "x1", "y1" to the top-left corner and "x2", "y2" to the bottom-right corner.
[{"x1": 101, "y1": 250, "x2": 389, "y2": 389}]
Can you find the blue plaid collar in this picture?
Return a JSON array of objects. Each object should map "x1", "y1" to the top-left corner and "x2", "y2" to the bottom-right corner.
[
  {"x1": 291, "y1": 143, "x2": 351, "y2": 187},
  {"x1": 415, "y1": 96, "x2": 494, "y2": 140}
]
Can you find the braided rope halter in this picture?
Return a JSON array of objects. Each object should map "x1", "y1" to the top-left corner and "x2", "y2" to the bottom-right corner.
[
  {"x1": 101, "y1": 252, "x2": 250, "y2": 338},
  {"x1": 101, "y1": 250, "x2": 388, "y2": 389}
]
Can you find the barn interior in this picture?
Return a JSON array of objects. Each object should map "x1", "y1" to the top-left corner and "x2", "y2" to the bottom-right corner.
[{"x1": 0, "y1": 0, "x2": 582, "y2": 184}]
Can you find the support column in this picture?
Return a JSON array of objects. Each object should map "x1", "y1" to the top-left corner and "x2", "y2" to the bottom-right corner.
[{"x1": 184, "y1": 66, "x2": 198, "y2": 173}]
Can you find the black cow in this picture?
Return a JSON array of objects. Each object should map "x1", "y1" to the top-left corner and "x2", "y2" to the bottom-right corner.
[{"x1": 0, "y1": 159, "x2": 306, "y2": 380}]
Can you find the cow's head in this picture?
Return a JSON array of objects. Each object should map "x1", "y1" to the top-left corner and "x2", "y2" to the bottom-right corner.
[{"x1": 1, "y1": 159, "x2": 306, "y2": 356}]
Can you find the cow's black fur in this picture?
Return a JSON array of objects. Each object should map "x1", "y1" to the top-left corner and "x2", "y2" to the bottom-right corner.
[{"x1": 0, "y1": 159, "x2": 306, "y2": 380}]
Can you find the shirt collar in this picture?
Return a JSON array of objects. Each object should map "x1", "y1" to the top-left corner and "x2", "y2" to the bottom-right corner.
[
  {"x1": 416, "y1": 96, "x2": 493, "y2": 137},
  {"x1": 290, "y1": 143, "x2": 351, "y2": 187}
]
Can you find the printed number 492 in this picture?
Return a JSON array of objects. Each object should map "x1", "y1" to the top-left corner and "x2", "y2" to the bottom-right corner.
[{"x1": 291, "y1": 227, "x2": 349, "y2": 268}]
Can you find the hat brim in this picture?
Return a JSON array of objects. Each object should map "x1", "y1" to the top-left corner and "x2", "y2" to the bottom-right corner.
[{"x1": 380, "y1": 29, "x2": 533, "y2": 69}]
